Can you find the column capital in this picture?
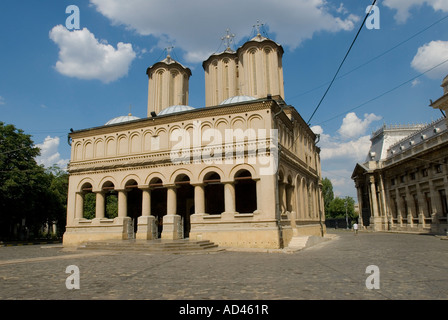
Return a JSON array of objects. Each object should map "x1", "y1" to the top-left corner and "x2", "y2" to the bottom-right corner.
[{"x1": 190, "y1": 182, "x2": 205, "y2": 187}]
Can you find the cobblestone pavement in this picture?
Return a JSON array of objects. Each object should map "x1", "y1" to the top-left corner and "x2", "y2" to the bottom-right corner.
[{"x1": 0, "y1": 230, "x2": 447, "y2": 301}]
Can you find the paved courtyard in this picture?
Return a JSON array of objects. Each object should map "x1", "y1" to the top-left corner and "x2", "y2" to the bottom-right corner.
[{"x1": 0, "y1": 230, "x2": 447, "y2": 303}]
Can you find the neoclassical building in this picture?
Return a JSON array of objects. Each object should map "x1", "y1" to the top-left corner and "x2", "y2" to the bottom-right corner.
[
  {"x1": 352, "y1": 75, "x2": 448, "y2": 234},
  {"x1": 63, "y1": 30, "x2": 325, "y2": 249}
]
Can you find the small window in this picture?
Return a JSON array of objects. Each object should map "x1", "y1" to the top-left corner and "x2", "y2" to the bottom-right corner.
[
  {"x1": 410, "y1": 172, "x2": 416, "y2": 180},
  {"x1": 422, "y1": 168, "x2": 428, "y2": 177},
  {"x1": 391, "y1": 178, "x2": 395, "y2": 186},
  {"x1": 435, "y1": 164, "x2": 443, "y2": 174}
]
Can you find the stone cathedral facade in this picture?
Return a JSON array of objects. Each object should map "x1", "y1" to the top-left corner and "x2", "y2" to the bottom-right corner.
[{"x1": 63, "y1": 30, "x2": 325, "y2": 249}]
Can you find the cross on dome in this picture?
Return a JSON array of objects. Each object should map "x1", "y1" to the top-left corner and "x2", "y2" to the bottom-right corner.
[
  {"x1": 221, "y1": 28, "x2": 235, "y2": 51},
  {"x1": 166, "y1": 45, "x2": 174, "y2": 58},
  {"x1": 253, "y1": 20, "x2": 264, "y2": 36}
]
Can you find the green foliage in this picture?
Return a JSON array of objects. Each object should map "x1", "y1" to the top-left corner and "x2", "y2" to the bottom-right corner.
[
  {"x1": 0, "y1": 122, "x2": 68, "y2": 240},
  {"x1": 106, "y1": 193, "x2": 118, "y2": 219},
  {"x1": 321, "y1": 177, "x2": 356, "y2": 219},
  {"x1": 322, "y1": 177, "x2": 334, "y2": 214},
  {"x1": 327, "y1": 196, "x2": 355, "y2": 219}
]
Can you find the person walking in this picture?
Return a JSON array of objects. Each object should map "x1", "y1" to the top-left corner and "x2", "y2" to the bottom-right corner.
[{"x1": 353, "y1": 222, "x2": 359, "y2": 235}]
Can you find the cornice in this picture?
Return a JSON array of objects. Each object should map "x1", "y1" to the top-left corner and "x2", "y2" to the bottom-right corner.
[{"x1": 70, "y1": 99, "x2": 276, "y2": 140}]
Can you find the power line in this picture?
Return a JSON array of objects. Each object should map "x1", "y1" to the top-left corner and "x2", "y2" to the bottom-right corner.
[
  {"x1": 306, "y1": 0, "x2": 377, "y2": 126},
  {"x1": 289, "y1": 13, "x2": 448, "y2": 102},
  {"x1": 315, "y1": 56, "x2": 448, "y2": 126}
]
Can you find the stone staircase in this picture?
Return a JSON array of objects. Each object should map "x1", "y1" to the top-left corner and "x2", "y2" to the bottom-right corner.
[
  {"x1": 286, "y1": 236, "x2": 310, "y2": 251},
  {"x1": 78, "y1": 239, "x2": 222, "y2": 254}
]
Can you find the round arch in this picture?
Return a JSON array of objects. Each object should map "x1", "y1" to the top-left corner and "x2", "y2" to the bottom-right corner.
[
  {"x1": 229, "y1": 164, "x2": 258, "y2": 181},
  {"x1": 144, "y1": 172, "x2": 166, "y2": 186}
]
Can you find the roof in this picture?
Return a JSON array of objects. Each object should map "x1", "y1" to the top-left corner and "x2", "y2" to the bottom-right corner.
[
  {"x1": 105, "y1": 114, "x2": 140, "y2": 125},
  {"x1": 219, "y1": 95, "x2": 257, "y2": 105},
  {"x1": 157, "y1": 105, "x2": 195, "y2": 116}
]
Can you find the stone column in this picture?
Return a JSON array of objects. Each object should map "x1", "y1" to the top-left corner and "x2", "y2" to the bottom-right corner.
[
  {"x1": 95, "y1": 191, "x2": 105, "y2": 219},
  {"x1": 369, "y1": 175, "x2": 381, "y2": 230},
  {"x1": 116, "y1": 189, "x2": 133, "y2": 239},
  {"x1": 193, "y1": 183, "x2": 205, "y2": 214},
  {"x1": 223, "y1": 181, "x2": 236, "y2": 217},
  {"x1": 75, "y1": 192, "x2": 84, "y2": 220},
  {"x1": 404, "y1": 187, "x2": 412, "y2": 228},
  {"x1": 395, "y1": 189, "x2": 403, "y2": 227},
  {"x1": 162, "y1": 185, "x2": 181, "y2": 240},
  {"x1": 97, "y1": 192, "x2": 106, "y2": 219},
  {"x1": 137, "y1": 186, "x2": 156, "y2": 240},
  {"x1": 355, "y1": 182, "x2": 363, "y2": 227},
  {"x1": 118, "y1": 190, "x2": 128, "y2": 218},
  {"x1": 278, "y1": 182, "x2": 286, "y2": 213},
  {"x1": 166, "y1": 185, "x2": 177, "y2": 215},
  {"x1": 369, "y1": 176, "x2": 379, "y2": 217}
]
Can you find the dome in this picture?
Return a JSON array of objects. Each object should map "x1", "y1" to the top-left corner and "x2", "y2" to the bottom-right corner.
[
  {"x1": 157, "y1": 105, "x2": 195, "y2": 116},
  {"x1": 219, "y1": 95, "x2": 257, "y2": 105},
  {"x1": 105, "y1": 114, "x2": 140, "y2": 125}
]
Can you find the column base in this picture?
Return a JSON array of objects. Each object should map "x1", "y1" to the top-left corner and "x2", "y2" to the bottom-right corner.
[
  {"x1": 136, "y1": 216, "x2": 157, "y2": 240},
  {"x1": 161, "y1": 214, "x2": 182, "y2": 240}
]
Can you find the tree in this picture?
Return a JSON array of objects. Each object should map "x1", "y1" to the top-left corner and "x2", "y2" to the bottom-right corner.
[
  {"x1": 322, "y1": 177, "x2": 334, "y2": 216},
  {"x1": 327, "y1": 196, "x2": 355, "y2": 219},
  {"x1": 0, "y1": 122, "x2": 68, "y2": 240}
]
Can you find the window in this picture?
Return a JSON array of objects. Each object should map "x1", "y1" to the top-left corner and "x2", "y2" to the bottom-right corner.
[
  {"x1": 410, "y1": 172, "x2": 416, "y2": 180},
  {"x1": 435, "y1": 164, "x2": 443, "y2": 174},
  {"x1": 391, "y1": 178, "x2": 395, "y2": 186},
  {"x1": 422, "y1": 168, "x2": 428, "y2": 177}
]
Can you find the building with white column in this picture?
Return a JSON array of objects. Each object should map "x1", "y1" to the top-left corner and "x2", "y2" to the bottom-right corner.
[{"x1": 352, "y1": 75, "x2": 448, "y2": 234}]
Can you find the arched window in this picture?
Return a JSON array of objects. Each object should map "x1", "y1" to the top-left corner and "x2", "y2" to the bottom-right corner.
[
  {"x1": 81, "y1": 183, "x2": 95, "y2": 220},
  {"x1": 149, "y1": 178, "x2": 166, "y2": 238},
  {"x1": 204, "y1": 172, "x2": 224, "y2": 215},
  {"x1": 175, "y1": 174, "x2": 194, "y2": 238},
  {"x1": 102, "y1": 181, "x2": 117, "y2": 219},
  {"x1": 125, "y1": 180, "x2": 142, "y2": 233},
  {"x1": 235, "y1": 170, "x2": 257, "y2": 213}
]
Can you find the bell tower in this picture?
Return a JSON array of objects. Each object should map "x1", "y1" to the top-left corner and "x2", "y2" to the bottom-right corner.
[
  {"x1": 237, "y1": 22, "x2": 285, "y2": 100},
  {"x1": 146, "y1": 47, "x2": 192, "y2": 117}
]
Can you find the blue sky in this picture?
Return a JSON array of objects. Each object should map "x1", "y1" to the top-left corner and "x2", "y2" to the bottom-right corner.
[{"x1": 1, "y1": 0, "x2": 448, "y2": 199}]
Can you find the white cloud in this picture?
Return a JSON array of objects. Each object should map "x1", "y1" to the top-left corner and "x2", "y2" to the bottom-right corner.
[
  {"x1": 35, "y1": 136, "x2": 69, "y2": 169},
  {"x1": 411, "y1": 40, "x2": 448, "y2": 79},
  {"x1": 49, "y1": 25, "x2": 136, "y2": 83},
  {"x1": 314, "y1": 112, "x2": 382, "y2": 198},
  {"x1": 89, "y1": 0, "x2": 359, "y2": 63},
  {"x1": 411, "y1": 79, "x2": 421, "y2": 87},
  {"x1": 337, "y1": 112, "x2": 382, "y2": 139},
  {"x1": 384, "y1": 0, "x2": 448, "y2": 23},
  {"x1": 319, "y1": 134, "x2": 372, "y2": 161},
  {"x1": 0, "y1": 96, "x2": 5, "y2": 105}
]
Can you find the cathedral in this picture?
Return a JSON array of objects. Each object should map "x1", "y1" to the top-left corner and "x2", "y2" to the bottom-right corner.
[{"x1": 63, "y1": 27, "x2": 325, "y2": 249}]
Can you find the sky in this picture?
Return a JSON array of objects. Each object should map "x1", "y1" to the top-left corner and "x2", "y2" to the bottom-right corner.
[{"x1": 1, "y1": 0, "x2": 448, "y2": 200}]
